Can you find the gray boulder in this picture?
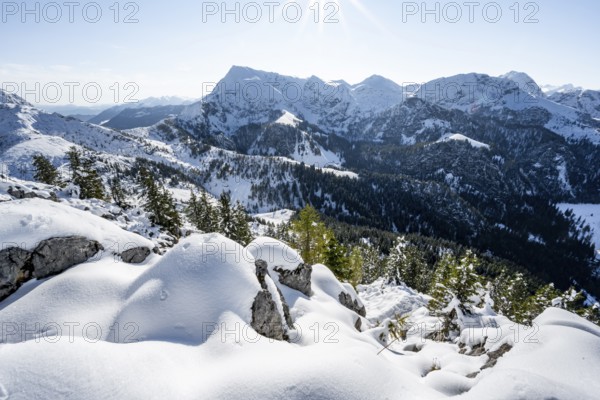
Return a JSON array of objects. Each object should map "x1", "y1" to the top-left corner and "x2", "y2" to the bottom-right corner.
[
  {"x1": 120, "y1": 247, "x2": 151, "y2": 264},
  {"x1": 8, "y1": 186, "x2": 38, "y2": 199},
  {"x1": 273, "y1": 263, "x2": 313, "y2": 296},
  {"x1": 339, "y1": 292, "x2": 367, "y2": 317},
  {"x1": 32, "y1": 237, "x2": 103, "y2": 279},
  {"x1": 0, "y1": 247, "x2": 33, "y2": 300},
  {"x1": 251, "y1": 260, "x2": 293, "y2": 341},
  {"x1": 251, "y1": 290, "x2": 288, "y2": 341}
]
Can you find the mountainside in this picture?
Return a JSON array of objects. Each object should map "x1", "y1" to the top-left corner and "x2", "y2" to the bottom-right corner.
[
  {"x1": 2, "y1": 69, "x2": 600, "y2": 399},
  {"x1": 1, "y1": 65, "x2": 600, "y2": 298},
  {"x1": 548, "y1": 88, "x2": 600, "y2": 119},
  {"x1": 87, "y1": 96, "x2": 195, "y2": 128}
]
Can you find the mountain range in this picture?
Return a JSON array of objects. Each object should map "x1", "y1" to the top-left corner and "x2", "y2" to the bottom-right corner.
[{"x1": 1, "y1": 66, "x2": 600, "y2": 295}]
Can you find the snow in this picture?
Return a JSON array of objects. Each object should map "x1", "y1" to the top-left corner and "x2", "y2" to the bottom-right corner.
[
  {"x1": 274, "y1": 110, "x2": 301, "y2": 127},
  {"x1": 1, "y1": 197, "x2": 600, "y2": 398},
  {"x1": 253, "y1": 209, "x2": 294, "y2": 226},
  {"x1": 247, "y1": 237, "x2": 303, "y2": 271},
  {"x1": 0, "y1": 198, "x2": 152, "y2": 252},
  {"x1": 462, "y1": 308, "x2": 600, "y2": 400},
  {"x1": 437, "y1": 133, "x2": 490, "y2": 150},
  {"x1": 113, "y1": 234, "x2": 260, "y2": 344}
]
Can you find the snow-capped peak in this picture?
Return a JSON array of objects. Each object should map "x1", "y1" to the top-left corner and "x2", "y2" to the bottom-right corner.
[
  {"x1": 0, "y1": 89, "x2": 31, "y2": 106},
  {"x1": 500, "y1": 71, "x2": 541, "y2": 95}
]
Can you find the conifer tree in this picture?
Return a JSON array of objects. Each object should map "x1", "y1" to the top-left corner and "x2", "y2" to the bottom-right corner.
[
  {"x1": 65, "y1": 147, "x2": 105, "y2": 200},
  {"x1": 290, "y1": 205, "x2": 329, "y2": 264},
  {"x1": 199, "y1": 191, "x2": 218, "y2": 233},
  {"x1": 231, "y1": 201, "x2": 252, "y2": 246},
  {"x1": 79, "y1": 158, "x2": 105, "y2": 200},
  {"x1": 66, "y1": 146, "x2": 81, "y2": 181},
  {"x1": 109, "y1": 176, "x2": 129, "y2": 209},
  {"x1": 325, "y1": 235, "x2": 349, "y2": 278},
  {"x1": 386, "y1": 236, "x2": 430, "y2": 292},
  {"x1": 490, "y1": 271, "x2": 531, "y2": 323},
  {"x1": 360, "y1": 245, "x2": 385, "y2": 284},
  {"x1": 218, "y1": 192, "x2": 234, "y2": 237},
  {"x1": 32, "y1": 154, "x2": 61, "y2": 186},
  {"x1": 138, "y1": 167, "x2": 181, "y2": 237},
  {"x1": 347, "y1": 246, "x2": 364, "y2": 287},
  {"x1": 428, "y1": 251, "x2": 483, "y2": 340},
  {"x1": 186, "y1": 190, "x2": 202, "y2": 229}
]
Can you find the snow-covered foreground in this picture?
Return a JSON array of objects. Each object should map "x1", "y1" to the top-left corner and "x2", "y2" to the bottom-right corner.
[{"x1": 1, "y1": 199, "x2": 600, "y2": 399}]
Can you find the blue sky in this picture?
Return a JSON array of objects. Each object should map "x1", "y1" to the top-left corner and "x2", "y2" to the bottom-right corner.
[{"x1": 1, "y1": 0, "x2": 599, "y2": 105}]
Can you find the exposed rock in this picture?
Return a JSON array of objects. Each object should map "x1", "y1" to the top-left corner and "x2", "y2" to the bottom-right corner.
[
  {"x1": 8, "y1": 186, "x2": 38, "y2": 199},
  {"x1": 355, "y1": 317, "x2": 362, "y2": 332},
  {"x1": 101, "y1": 213, "x2": 116, "y2": 221},
  {"x1": 339, "y1": 291, "x2": 367, "y2": 317},
  {"x1": 32, "y1": 237, "x2": 103, "y2": 279},
  {"x1": 0, "y1": 247, "x2": 33, "y2": 300},
  {"x1": 120, "y1": 247, "x2": 151, "y2": 264},
  {"x1": 273, "y1": 263, "x2": 312, "y2": 296},
  {"x1": 255, "y1": 259, "x2": 270, "y2": 290},
  {"x1": 467, "y1": 343, "x2": 514, "y2": 378},
  {"x1": 481, "y1": 343, "x2": 513, "y2": 370},
  {"x1": 251, "y1": 290, "x2": 287, "y2": 341},
  {"x1": 251, "y1": 260, "x2": 293, "y2": 340}
]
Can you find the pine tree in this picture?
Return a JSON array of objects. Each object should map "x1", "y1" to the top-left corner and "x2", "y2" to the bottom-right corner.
[
  {"x1": 159, "y1": 187, "x2": 182, "y2": 237},
  {"x1": 66, "y1": 147, "x2": 105, "y2": 200},
  {"x1": 109, "y1": 176, "x2": 129, "y2": 209},
  {"x1": 325, "y1": 235, "x2": 349, "y2": 278},
  {"x1": 231, "y1": 201, "x2": 252, "y2": 246},
  {"x1": 66, "y1": 146, "x2": 81, "y2": 181},
  {"x1": 290, "y1": 205, "x2": 329, "y2": 264},
  {"x1": 347, "y1": 246, "x2": 364, "y2": 287},
  {"x1": 428, "y1": 251, "x2": 483, "y2": 341},
  {"x1": 199, "y1": 191, "x2": 218, "y2": 233},
  {"x1": 386, "y1": 237, "x2": 430, "y2": 292},
  {"x1": 79, "y1": 158, "x2": 105, "y2": 200},
  {"x1": 138, "y1": 167, "x2": 181, "y2": 237},
  {"x1": 32, "y1": 154, "x2": 61, "y2": 186},
  {"x1": 218, "y1": 192, "x2": 234, "y2": 237},
  {"x1": 521, "y1": 283, "x2": 562, "y2": 324},
  {"x1": 186, "y1": 190, "x2": 202, "y2": 229},
  {"x1": 360, "y1": 245, "x2": 385, "y2": 284},
  {"x1": 490, "y1": 271, "x2": 531, "y2": 323}
]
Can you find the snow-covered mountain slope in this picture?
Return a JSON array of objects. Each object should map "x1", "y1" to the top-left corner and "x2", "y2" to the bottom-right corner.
[
  {"x1": 87, "y1": 96, "x2": 195, "y2": 127},
  {"x1": 437, "y1": 133, "x2": 490, "y2": 150},
  {"x1": 0, "y1": 92, "x2": 355, "y2": 213},
  {"x1": 178, "y1": 66, "x2": 404, "y2": 135},
  {"x1": 415, "y1": 73, "x2": 600, "y2": 144},
  {"x1": 548, "y1": 88, "x2": 600, "y2": 119}
]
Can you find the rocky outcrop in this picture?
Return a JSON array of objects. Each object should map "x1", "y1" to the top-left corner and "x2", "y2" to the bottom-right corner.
[
  {"x1": 466, "y1": 343, "x2": 514, "y2": 378},
  {"x1": 32, "y1": 237, "x2": 103, "y2": 279},
  {"x1": 251, "y1": 290, "x2": 288, "y2": 341},
  {"x1": 0, "y1": 237, "x2": 104, "y2": 301},
  {"x1": 251, "y1": 260, "x2": 293, "y2": 341},
  {"x1": 8, "y1": 186, "x2": 39, "y2": 199},
  {"x1": 0, "y1": 247, "x2": 33, "y2": 300},
  {"x1": 339, "y1": 292, "x2": 367, "y2": 317},
  {"x1": 273, "y1": 263, "x2": 312, "y2": 296},
  {"x1": 120, "y1": 247, "x2": 152, "y2": 264}
]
